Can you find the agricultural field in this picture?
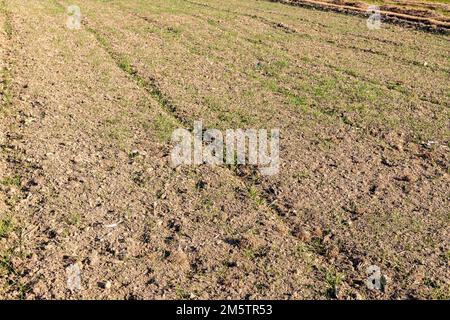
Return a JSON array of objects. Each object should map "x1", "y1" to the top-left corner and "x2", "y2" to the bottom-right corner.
[{"x1": 0, "y1": 0, "x2": 449, "y2": 300}]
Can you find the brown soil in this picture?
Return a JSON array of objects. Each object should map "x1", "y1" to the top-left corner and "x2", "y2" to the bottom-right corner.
[{"x1": 1, "y1": 0, "x2": 449, "y2": 299}]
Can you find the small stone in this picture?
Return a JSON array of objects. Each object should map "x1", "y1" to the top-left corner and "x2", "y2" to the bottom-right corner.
[
  {"x1": 297, "y1": 229, "x2": 311, "y2": 242},
  {"x1": 313, "y1": 226, "x2": 323, "y2": 238},
  {"x1": 72, "y1": 155, "x2": 83, "y2": 164},
  {"x1": 99, "y1": 281, "x2": 112, "y2": 289},
  {"x1": 32, "y1": 280, "x2": 47, "y2": 297},
  {"x1": 87, "y1": 252, "x2": 99, "y2": 266},
  {"x1": 355, "y1": 291, "x2": 364, "y2": 300},
  {"x1": 327, "y1": 245, "x2": 339, "y2": 259},
  {"x1": 401, "y1": 170, "x2": 417, "y2": 183},
  {"x1": 394, "y1": 143, "x2": 403, "y2": 152},
  {"x1": 131, "y1": 149, "x2": 146, "y2": 157}
]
